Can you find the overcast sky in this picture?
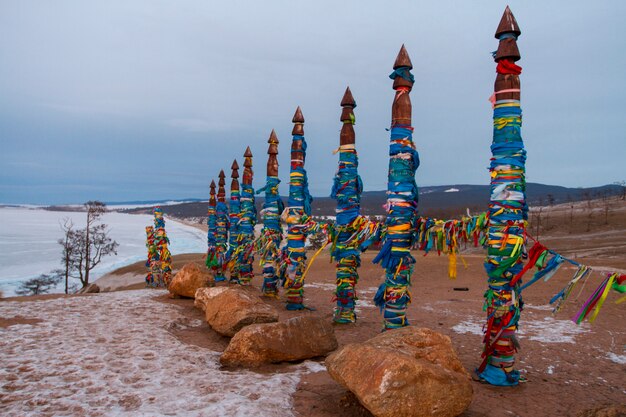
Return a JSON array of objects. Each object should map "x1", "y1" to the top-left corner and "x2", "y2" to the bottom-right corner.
[{"x1": 1, "y1": 1, "x2": 625, "y2": 204}]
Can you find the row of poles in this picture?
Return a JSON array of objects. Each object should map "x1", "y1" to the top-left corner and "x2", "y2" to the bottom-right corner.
[{"x1": 199, "y1": 7, "x2": 525, "y2": 386}]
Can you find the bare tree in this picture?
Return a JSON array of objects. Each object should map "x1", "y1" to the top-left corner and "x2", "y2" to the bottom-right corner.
[
  {"x1": 16, "y1": 273, "x2": 62, "y2": 296},
  {"x1": 67, "y1": 201, "x2": 119, "y2": 289},
  {"x1": 58, "y1": 218, "x2": 76, "y2": 294}
]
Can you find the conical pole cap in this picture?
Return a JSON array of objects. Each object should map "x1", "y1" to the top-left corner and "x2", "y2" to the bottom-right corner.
[
  {"x1": 231, "y1": 160, "x2": 239, "y2": 179},
  {"x1": 341, "y1": 86, "x2": 356, "y2": 108},
  {"x1": 495, "y1": 6, "x2": 521, "y2": 39},
  {"x1": 393, "y1": 44, "x2": 413, "y2": 70},
  {"x1": 244, "y1": 146, "x2": 253, "y2": 168},
  {"x1": 268, "y1": 129, "x2": 279, "y2": 145},
  {"x1": 292, "y1": 106, "x2": 304, "y2": 123}
]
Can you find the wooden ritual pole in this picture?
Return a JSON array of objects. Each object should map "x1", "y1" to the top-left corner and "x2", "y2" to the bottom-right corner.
[
  {"x1": 282, "y1": 107, "x2": 313, "y2": 310},
  {"x1": 153, "y1": 207, "x2": 172, "y2": 286},
  {"x1": 206, "y1": 180, "x2": 219, "y2": 276},
  {"x1": 236, "y1": 147, "x2": 257, "y2": 285},
  {"x1": 258, "y1": 130, "x2": 285, "y2": 296},
  {"x1": 214, "y1": 170, "x2": 229, "y2": 282},
  {"x1": 373, "y1": 45, "x2": 419, "y2": 330},
  {"x1": 477, "y1": 6, "x2": 526, "y2": 386},
  {"x1": 331, "y1": 87, "x2": 363, "y2": 323},
  {"x1": 227, "y1": 160, "x2": 241, "y2": 283}
]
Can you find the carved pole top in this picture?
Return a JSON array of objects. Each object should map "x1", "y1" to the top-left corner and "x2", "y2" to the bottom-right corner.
[
  {"x1": 209, "y1": 180, "x2": 216, "y2": 206},
  {"x1": 495, "y1": 6, "x2": 521, "y2": 39},
  {"x1": 217, "y1": 170, "x2": 226, "y2": 202},
  {"x1": 243, "y1": 146, "x2": 253, "y2": 185},
  {"x1": 231, "y1": 159, "x2": 240, "y2": 192},
  {"x1": 393, "y1": 44, "x2": 413, "y2": 70},
  {"x1": 340, "y1": 86, "x2": 356, "y2": 146},
  {"x1": 267, "y1": 130, "x2": 279, "y2": 177},
  {"x1": 391, "y1": 45, "x2": 414, "y2": 126},
  {"x1": 292, "y1": 106, "x2": 304, "y2": 136}
]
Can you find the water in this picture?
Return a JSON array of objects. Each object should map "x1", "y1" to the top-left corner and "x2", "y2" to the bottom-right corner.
[{"x1": 0, "y1": 207, "x2": 206, "y2": 296}]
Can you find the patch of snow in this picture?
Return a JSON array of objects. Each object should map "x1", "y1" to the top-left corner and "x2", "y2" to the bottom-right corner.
[
  {"x1": 518, "y1": 317, "x2": 589, "y2": 344},
  {"x1": 452, "y1": 319, "x2": 483, "y2": 336},
  {"x1": 606, "y1": 352, "x2": 626, "y2": 365},
  {"x1": 524, "y1": 303, "x2": 553, "y2": 311},
  {"x1": 546, "y1": 365, "x2": 554, "y2": 374},
  {"x1": 305, "y1": 283, "x2": 337, "y2": 292},
  {"x1": 0, "y1": 289, "x2": 322, "y2": 416},
  {"x1": 452, "y1": 316, "x2": 589, "y2": 344}
]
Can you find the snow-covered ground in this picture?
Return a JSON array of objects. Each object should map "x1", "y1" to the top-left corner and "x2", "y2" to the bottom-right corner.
[
  {"x1": 0, "y1": 289, "x2": 323, "y2": 416},
  {"x1": 0, "y1": 207, "x2": 206, "y2": 296}
]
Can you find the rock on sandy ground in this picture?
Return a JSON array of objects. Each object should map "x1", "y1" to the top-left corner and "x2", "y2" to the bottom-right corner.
[{"x1": 221, "y1": 316, "x2": 338, "y2": 367}]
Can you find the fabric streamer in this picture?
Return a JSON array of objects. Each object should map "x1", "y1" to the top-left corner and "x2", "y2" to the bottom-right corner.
[
  {"x1": 153, "y1": 207, "x2": 172, "y2": 287},
  {"x1": 413, "y1": 212, "x2": 489, "y2": 278},
  {"x1": 227, "y1": 161, "x2": 241, "y2": 283},
  {"x1": 373, "y1": 46, "x2": 419, "y2": 331},
  {"x1": 281, "y1": 107, "x2": 314, "y2": 310},
  {"x1": 572, "y1": 273, "x2": 625, "y2": 324},
  {"x1": 144, "y1": 226, "x2": 159, "y2": 287},
  {"x1": 214, "y1": 171, "x2": 230, "y2": 282},
  {"x1": 330, "y1": 87, "x2": 364, "y2": 323},
  {"x1": 256, "y1": 130, "x2": 284, "y2": 297},
  {"x1": 232, "y1": 147, "x2": 256, "y2": 285},
  {"x1": 206, "y1": 181, "x2": 220, "y2": 277},
  {"x1": 477, "y1": 8, "x2": 526, "y2": 387}
]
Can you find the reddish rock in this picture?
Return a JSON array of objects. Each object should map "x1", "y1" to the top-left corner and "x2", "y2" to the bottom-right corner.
[
  {"x1": 326, "y1": 327, "x2": 472, "y2": 417},
  {"x1": 203, "y1": 287, "x2": 278, "y2": 337},
  {"x1": 194, "y1": 286, "x2": 229, "y2": 312},
  {"x1": 167, "y1": 262, "x2": 214, "y2": 298},
  {"x1": 220, "y1": 316, "x2": 338, "y2": 367}
]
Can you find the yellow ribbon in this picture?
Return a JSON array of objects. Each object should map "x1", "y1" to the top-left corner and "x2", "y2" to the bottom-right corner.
[{"x1": 589, "y1": 274, "x2": 616, "y2": 323}]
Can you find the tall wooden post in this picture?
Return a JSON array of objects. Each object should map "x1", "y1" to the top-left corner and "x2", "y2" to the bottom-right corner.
[
  {"x1": 144, "y1": 226, "x2": 157, "y2": 287},
  {"x1": 214, "y1": 171, "x2": 229, "y2": 282},
  {"x1": 236, "y1": 146, "x2": 257, "y2": 285},
  {"x1": 282, "y1": 107, "x2": 313, "y2": 310},
  {"x1": 206, "y1": 180, "x2": 219, "y2": 276},
  {"x1": 331, "y1": 87, "x2": 363, "y2": 323},
  {"x1": 373, "y1": 45, "x2": 419, "y2": 330},
  {"x1": 258, "y1": 130, "x2": 285, "y2": 296},
  {"x1": 227, "y1": 160, "x2": 241, "y2": 283},
  {"x1": 153, "y1": 207, "x2": 172, "y2": 287},
  {"x1": 477, "y1": 6, "x2": 526, "y2": 386}
]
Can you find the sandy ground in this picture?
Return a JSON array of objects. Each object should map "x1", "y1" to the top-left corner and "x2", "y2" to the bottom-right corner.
[{"x1": 1, "y1": 200, "x2": 625, "y2": 416}]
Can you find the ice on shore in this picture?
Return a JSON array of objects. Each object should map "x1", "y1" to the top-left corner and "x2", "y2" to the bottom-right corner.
[
  {"x1": 0, "y1": 207, "x2": 206, "y2": 296},
  {"x1": 0, "y1": 289, "x2": 321, "y2": 416}
]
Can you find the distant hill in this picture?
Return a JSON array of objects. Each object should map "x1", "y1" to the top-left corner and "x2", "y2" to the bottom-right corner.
[{"x1": 118, "y1": 183, "x2": 624, "y2": 219}]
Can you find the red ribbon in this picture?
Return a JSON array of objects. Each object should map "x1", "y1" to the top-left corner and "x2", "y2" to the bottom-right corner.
[
  {"x1": 496, "y1": 59, "x2": 522, "y2": 75},
  {"x1": 510, "y1": 241, "x2": 547, "y2": 287}
]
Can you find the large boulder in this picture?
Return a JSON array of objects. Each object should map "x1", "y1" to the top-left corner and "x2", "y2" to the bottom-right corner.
[
  {"x1": 220, "y1": 316, "x2": 338, "y2": 367},
  {"x1": 194, "y1": 286, "x2": 229, "y2": 312},
  {"x1": 326, "y1": 327, "x2": 472, "y2": 417},
  {"x1": 202, "y1": 287, "x2": 279, "y2": 337},
  {"x1": 167, "y1": 262, "x2": 214, "y2": 298}
]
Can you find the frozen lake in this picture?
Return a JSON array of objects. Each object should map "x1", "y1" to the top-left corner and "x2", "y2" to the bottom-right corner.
[{"x1": 0, "y1": 207, "x2": 206, "y2": 296}]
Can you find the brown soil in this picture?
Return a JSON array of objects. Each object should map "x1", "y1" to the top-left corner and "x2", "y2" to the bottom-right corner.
[{"x1": 3, "y1": 199, "x2": 625, "y2": 416}]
